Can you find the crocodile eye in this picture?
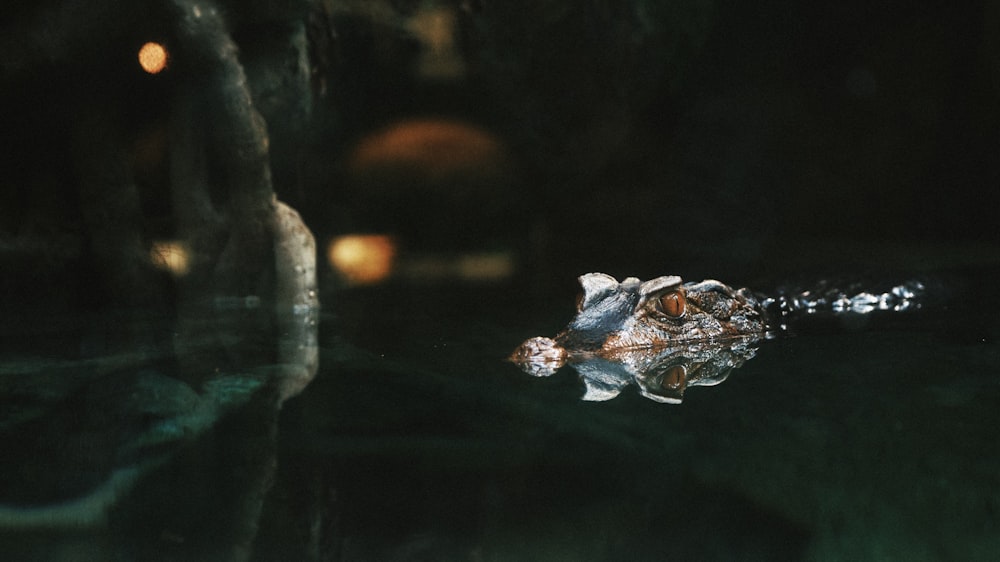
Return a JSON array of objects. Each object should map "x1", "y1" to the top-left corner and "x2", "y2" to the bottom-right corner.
[
  {"x1": 661, "y1": 365, "x2": 686, "y2": 390},
  {"x1": 658, "y1": 290, "x2": 686, "y2": 318}
]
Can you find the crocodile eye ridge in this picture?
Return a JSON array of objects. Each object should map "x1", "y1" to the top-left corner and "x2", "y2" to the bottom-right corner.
[{"x1": 658, "y1": 290, "x2": 686, "y2": 318}]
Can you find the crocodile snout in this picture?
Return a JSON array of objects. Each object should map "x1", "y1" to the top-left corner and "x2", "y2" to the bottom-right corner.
[{"x1": 508, "y1": 336, "x2": 567, "y2": 377}]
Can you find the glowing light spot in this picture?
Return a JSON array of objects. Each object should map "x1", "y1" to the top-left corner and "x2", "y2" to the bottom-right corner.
[
  {"x1": 456, "y1": 252, "x2": 515, "y2": 281},
  {"x1": 349, "y1": 119, "x2": 507, "y2": 184},
  {"x1": 150, "y1": 241, "x2": 189, "y2": 276},
  {"x1": 327, "y1": 235, "x2": 396, "y2": 285},
  {"x1": 408, "y1": 7, "x2": 464, "y2": 78},
  {"x1": 138, "y1": 42, "x2": 169, "y2": 74},
  {"x1": 398, "y1": 251, "x2": 515, "y2": 282}
]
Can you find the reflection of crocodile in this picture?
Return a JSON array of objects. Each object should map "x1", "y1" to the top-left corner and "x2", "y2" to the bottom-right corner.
[
  {"x1": 510, "y1": 273, "x2": 926, "y2": 401},
  {"x1": 556, "y1": 337, "x2": 761, "y2": 404}
]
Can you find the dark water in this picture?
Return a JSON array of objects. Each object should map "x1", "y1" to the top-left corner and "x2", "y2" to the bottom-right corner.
[
  {"x1": 263, "y1": 268, "x2": 999, "y2": 561},
  {"x1": 3, "y1": 2, "x2": 1000, "y2": 559},
  {"x1": 2, "y1": 266, "x2": 999, "y2": 560}
]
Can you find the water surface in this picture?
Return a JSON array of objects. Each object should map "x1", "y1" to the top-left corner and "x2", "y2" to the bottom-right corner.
[{"x1": 2, "y1": 267, "x2": 998, "y2": 561}]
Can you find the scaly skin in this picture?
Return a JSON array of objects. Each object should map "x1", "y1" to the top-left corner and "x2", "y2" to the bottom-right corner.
[
  {"x1": 509, "y1": 272, "x2": 926, "y2": 402},
  {"x1": 513, "y1": 273, "x2": 765, "y2": 364}
]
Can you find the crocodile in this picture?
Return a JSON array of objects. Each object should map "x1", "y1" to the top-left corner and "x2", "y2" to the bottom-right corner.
[
  {"x1": 558, "y1": 337, "x2": 761, "y2": 403},
  {"x1": 510, "y1": 272, "x2": 926, "y2": 371}
]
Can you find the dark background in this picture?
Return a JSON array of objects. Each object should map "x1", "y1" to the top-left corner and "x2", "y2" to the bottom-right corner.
[
  {"x1": 2, "y1": 3, "x2": 999, "y2": 560},
  {"x1": 1, "y1": 0, "x2": 998, "y2": 308},
  {"x1": 298, "y1": 0, "x2": 1000, "y2": 283}
]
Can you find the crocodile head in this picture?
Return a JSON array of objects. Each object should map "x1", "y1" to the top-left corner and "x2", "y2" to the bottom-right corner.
[{"x1": 511, "y1": 273, "x2": 766, "y2": 365}]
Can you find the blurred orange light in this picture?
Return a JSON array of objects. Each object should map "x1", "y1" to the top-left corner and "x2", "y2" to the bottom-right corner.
[
  {"x1": 396, "y1": 251, "x2": 515, "y2": 282},
  {"x1": 327, "y1": 235, "x2": 396, "y2": 285},
  {"x1": 408, "y1": 7, "x2": 463, "y2": 78},
  {"x1": 150, "y1": 240, "x2": 189, "y2": 276},
  {"x1": 456, "y1": 252, "x2": 514, "y2": 281},
  {"x1": 349, "y1": 119, "x2": 506, "y2": 183},
  {"x1": 138, "y1": 42, "x2": 168, "y2": 74}
]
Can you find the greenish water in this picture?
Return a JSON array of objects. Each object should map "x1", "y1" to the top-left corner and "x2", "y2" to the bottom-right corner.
[
  {"x1": 259, "y1": 270, "x2": 999, "y2": 561},
  {"x1": 3, "y1": 1, "x2": 997, "y2": 559},
  {"x1": 2, "y1": 268, "x2": 998, "y2": 561}
]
